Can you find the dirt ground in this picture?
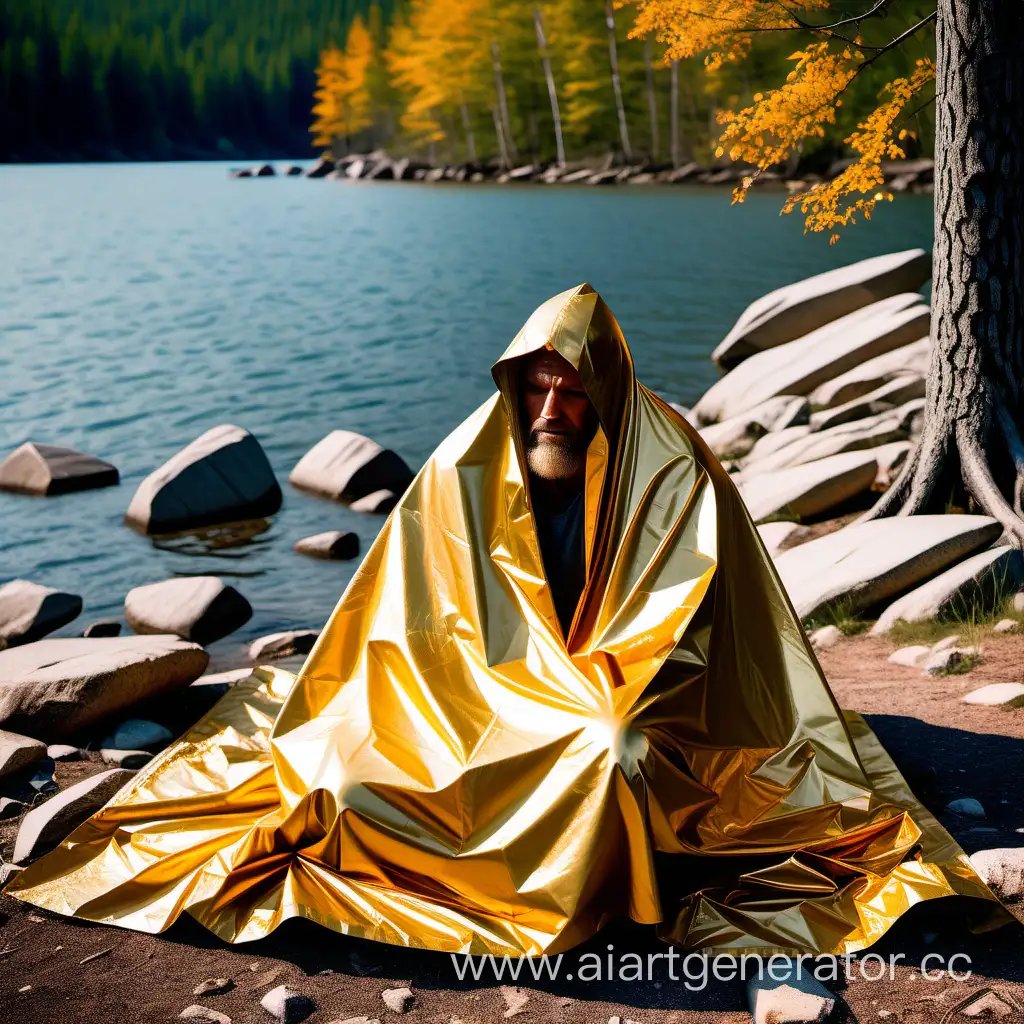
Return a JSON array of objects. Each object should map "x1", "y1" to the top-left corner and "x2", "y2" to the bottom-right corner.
[{"x1": 2, "y1": 633, "x2": 1023, "y2": 1024}]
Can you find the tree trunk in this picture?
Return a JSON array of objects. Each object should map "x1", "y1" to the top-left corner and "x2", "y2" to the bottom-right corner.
[
  {"x1": 460, "y1": 103, "x2": 476, "y2": 163},
  {"x1": 644, "y1": 37, "x2": 659, "y2": 161},
  {"x1": 670, "y1": 59, "x2": 679, "y2": 168},
  {"x1": 491, "y1": 41, "x2": 517, "y2": 163},
  {"x1": 533, "y1": 6, "x2": 565, "y2": 166},
  {"x1": 605, "y1": 0, "x2": 632, "y2": 160},
  {"x1": 492, "y1": 104, "x2": 510, "y2": 170},
  {"x1": 864, "y1": 0, "x2": 1024, "y2": 544}
]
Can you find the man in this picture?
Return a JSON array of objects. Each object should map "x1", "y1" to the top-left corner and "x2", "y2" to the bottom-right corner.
[{"x1": 7, "y1": 284, "x2": 1007, "y2": 963}]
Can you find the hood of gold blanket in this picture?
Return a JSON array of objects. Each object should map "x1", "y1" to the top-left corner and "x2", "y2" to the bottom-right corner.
[{"x1": 5, "y1": 285, "x2": 1010, "y2": 956}]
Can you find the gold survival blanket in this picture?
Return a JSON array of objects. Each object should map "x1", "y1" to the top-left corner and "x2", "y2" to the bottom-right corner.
[{"x1": 7, "y1": 284, "x2": 1008, "y2": 956}]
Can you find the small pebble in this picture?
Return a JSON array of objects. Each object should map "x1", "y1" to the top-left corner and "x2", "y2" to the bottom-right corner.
[
  {"x1": 260, "y1": 984, "x2": 317, "y2": 1024},
  {"x1": 194, "y1": 978, "x2": 234, "y2": 997},
  {"x1": 180, "y1": 1006, "x2": 232, "y2": 1024},
  {"x1": 946, "y1": 797, "x2": 985, "y2": 818},
  {"x1": 381, "y1": 987, "x2": 416, "y2": 1014}
]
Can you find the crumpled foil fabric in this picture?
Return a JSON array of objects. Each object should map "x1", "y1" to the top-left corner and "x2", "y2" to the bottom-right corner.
[{"x1": 6, "y1": 284, "x2": 1010, "y2": 955}]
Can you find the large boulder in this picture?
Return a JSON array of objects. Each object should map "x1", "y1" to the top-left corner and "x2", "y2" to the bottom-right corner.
[
  {"x1": 0, "y1": 728, "x2": 47, "y2": 780},
  {"x1": 0, "y1": 636, "x2": 208, "y2": 741},
  {"x1": 809, "y1": 338, "x2": 930, "y2": 410},
  {"x1": 290, "y1": 430, "x2": 413, "y2": 503},
  {"x1": 13, "y1": 768, "x2": 135, "y2": 864},
  {"x1": 871, "y1": 545, "x2": 1024, "y2": 633},
  {"x1": 712, "y1": 248, "x2": 930, "y2": 369},
  {"x1": 125, "y1": 424, "x2": 282, "y2": 535},
  {"x1": 809, "y1": 375, "x2": 926, "y2": 432},
  {"x1": 738, "y1": 404, "x2": 920, "y2": 476},
  {"x1": 0, "y1": 579, "x2": 82, "y2": 646},
  {"x1": 125, "y1": 576, "x2": 252, "y2": 645},
  {"x1": 698, "y1": 396, "x2": 809, "y2": 460},
  {"x1": 693, "y1": 294, "x2": 930, "y2": 425},
  {"x1": 774, "y1": 515, "x2": 1002, "y2": 621},
  {"x1": 0, "y1": 443, "x2": 118, "y2": 495},
  {"x1": 738, "y1": 449, "x2": 879, "y2": 524},
  {"x1": 757, "y1": 521, "x2": 809, "y2": 558}
]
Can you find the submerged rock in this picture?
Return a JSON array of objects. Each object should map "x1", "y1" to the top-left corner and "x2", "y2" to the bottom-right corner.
[
  {"x1": 125, "y1": 424, "x2": 281, "y2": 535},
  {"x1": 294, "y1": 530, "x2": 360, "y2": 560},
  {"x1": 82, "y1": 620, "x2": 121, "y2": 638},
  {"x1": 290, "y1": 430, "x2": 413, "y2": 503},
  {"x1": 249, "y1": 630, "x2": 319, "y2": 663},
  {"x1": 713, "y1": 248, "x2": 930, "y2": 369},
  {"x1": 0, "y1": 579, "x2": 82, "y2": 647},
  {"x1": 0, "y1": 635, "x2": 208, "y2": 741},
  {"x1": 0, "y1": 442, "x2": 118, "y2": 495},
  {"x1": 774, "y1": 515, "x2": 1002, "y2": 622},
  {"x1": 125, "y1": 576, "x2": 252, "y2": 645}
]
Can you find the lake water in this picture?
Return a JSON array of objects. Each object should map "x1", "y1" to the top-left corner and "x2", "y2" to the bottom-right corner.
[{"x1": 0, "y1": 162, "x2": 933, "y2": 663}]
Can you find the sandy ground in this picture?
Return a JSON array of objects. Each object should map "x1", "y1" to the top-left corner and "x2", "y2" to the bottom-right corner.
[{"x1": 2, "y1": 632, "x2": 1023, "y2": 1024}]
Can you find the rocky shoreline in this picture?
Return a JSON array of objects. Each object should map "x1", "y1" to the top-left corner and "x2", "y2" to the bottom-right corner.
[{"x1": 230, "y1": 151, "x2": 937, "y2": 194}]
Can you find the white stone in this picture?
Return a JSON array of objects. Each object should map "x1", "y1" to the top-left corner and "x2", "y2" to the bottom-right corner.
[
  {"x1": 871, "y1": 546, "x2": 1024, "y2": 633},
  {"x1": 1014, "y1": 593, "x2": 1024, "y2": 614},
  {"x1": 100, "y1": 718, "x2": 173, "y2": 752},
  {"x1": 293, "y1": 531, "x2": 359, "y2": 560},
  {"x1": 0, "y1": 442, "x2": 118, "y2": 496},
  {"x1": 249, "y1": 630, "x2": 319, "y2": 663},
  {"x1": 923, "y1": 647, "x2": 976, "y2": 675},
  {"x1": 872, "y1": 441, "x2": 912, "y2": 490},
  {"x1": 757, "y1": 521, "x2": 806, "y2": 558},
  {"x1": 993, "y1": 618, "x2": 1021, "y2": 634},
  {"x1": 946, "y1": 797, "x2": 985, "y2": 817},
  {"x1": 959, "y1": 991, "x2": 1017, "y2": 1018},
  {"x1": 809, "y1": 625, "x2": 843, "y2": 651},
  {"x1": 14, "y1": 768, "x2": 135, "y2": 863},
  {"x1": 125, "y1": 576, "x2": 252, "y2": 645},
  {"x1": 741, "y1": 425, "x2": 813, "y2": 467},
  {"x1": 693, "y1": 293, "x2": 930, "y2": 425},
  {"x1": 962, "y1": 683, "x2": 1024, "y2": 707},
  {"x1": 500, "y1": 987, "x2": 530, "y2": 1017},
  {"x1": 888, "y1": 645, "x2": 931, "y2": 667},
  {"x1": 180, "y1": 1006, "x2": 232, "y2": 1024},
  {"x1": 930, "y1": 635, "x2": 961, "y2": 653},
  {"x1": 290, "y1": 430, "x2": 413, "y2": 503},
  {"x1": 699, "y1": 396, "x2": 810, "y2": 459},
  {"x1": 748, "y1": 977, "x2": 838, "y2": 1024},
  {"x1": 381, "y1": 988, "x2": 416, "y2": 1014},
  {"x1": 774, "y1": 515, "x2": 1002, "y2": 622},
  {"x1": 738, "y1": 449, "x2": 879, "y2": 524},
  {"x1": 126, "y1": 424, "x2": 281, "y2": 535},
  {"x1": 809, "y1": 375, "x2": 926, "y2": 432},
  {"x1": 712, "y1": 248, "x2": 930, "y2": 369},
  {"x1": 100, "y1": 748, "x2": 152, "y2": 768},
  {"x1": 0, "y1": 635, "x2": 208, "y2": 742},
  {"x1": 809, "y1": 338, "x2": 930, "y2": 410},
  {"x1": 260, "y1": 984, "x2": 316, "y2": 1024},
  {"x1": 968, "y1": 848, "x2": 1024, "y2": 903},
  {"x1": 0, "y1": 579, "x2": 82, "y2": 647},
  {"x1": 349, "y1": 489, "x2": 398, "y2": 514},
  {"x1": 0, "y1": 729, "x2": 46, "y2": 779}
]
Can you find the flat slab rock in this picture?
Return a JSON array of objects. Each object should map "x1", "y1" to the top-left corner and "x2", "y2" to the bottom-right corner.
[
  {"x1": 125, "y1": 424, "x2": 281, "y2": 535},
  {"x1": 125, "y1": 576, "x2": 252, "y2": 645},
  {"x1": 0, "y1": 442, "x2": 119, "y2": 495},
  {"x1": 0, "y1": 728, "x2": 47, "y2": 779},
  {"x1": 294, "y1": 530, "x2": 359, "y2": 560},
  {"x1": 0, "y1": 635, "x2": 208, "y2": 741},
  {"x1": 962, "y1": 683, "x2": 1024, "y2": 708},
  {"x1": 0, "y1": 579, "x2": 83, "y2": 647},
  {"x1": 248, "y1": 630, "x2": 319, "y2": 662},
  {"x1": 712, "y1": 247, "x2": 930, "y2": 369},
  {"x1": 871, "y1": 544, "x2": 1024, "y2": 633},
  {"x1": 290, "y1": 430, "x2": 413, "y2": 503},
  {"x1": 773, "y1": 514, "x2": 1002, "y2": 622}
]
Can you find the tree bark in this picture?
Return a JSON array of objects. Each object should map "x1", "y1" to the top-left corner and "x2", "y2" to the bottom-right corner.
[
  {"x1": 670, "y1": 59, "x2": 679, "y2": 168},
  {"x1": 644, "y1": 37, "x2": 659, "y2": 160},
  {"x1": 491, "y1": 41, "x2": 517, "y2": 164},
  {"x1": 605, "y1": 0, "x2": 632, "y2": 160},
  {"x1": 492, "y1": 104, "x2": 510, "y2": 170},
  {"x1": 864, "y1": 0, "x2": 1024, "y2": 544},
  {"x1": 460, "y1": 102, "x2": 476, "y2": 163},
  {"x1": 533, "y1": 6, "x2": 565, "y2": 166}
]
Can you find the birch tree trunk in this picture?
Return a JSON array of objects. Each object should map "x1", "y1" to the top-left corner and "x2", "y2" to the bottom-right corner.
[
  {"x1": 864, "y1": 0, "x2": 1024, "y2": 544},
  {"x1": 533, "y1": 6, "x2": 565, "y2": 166},
  {"x1": 605, "y1": 0, "x2": 632, "y2": 160},
  {"x1": 644, "y1": 36, "x2": 659, "y2": 161},
  {"x1": 491, "y1": 41, "x2": 518, "y2": 163},
  {"x1": 492, "y1": 105, "x2": 510, "y2": 170}
]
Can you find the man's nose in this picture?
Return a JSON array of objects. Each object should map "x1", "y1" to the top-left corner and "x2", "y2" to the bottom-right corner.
[{"x1": 540, "y1": 386, "x2": 562, "y2": 421}]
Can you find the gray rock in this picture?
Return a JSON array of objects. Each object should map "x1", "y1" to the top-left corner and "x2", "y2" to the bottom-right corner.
[
  {"x1": 248, "y1": 631, "x2": 319, "y2": 663},
  {"x1": 740, "y1": 425, "x2": 814, "y2": 468},
  {"x1": 0, "y1": 796, "x2": 26, "y2": 819},
  {"x1": 0, "y1": 442, "x2": 118, "y2": 495},
  {"x1": 993, "y1": 618, "x2": 1021, "y2": 634},
  {"x1": 381, "y1": 988, "x2": 416, "y2": 1014},
  {"x1": 0, "y1": 579, "x2": 83, "y2": 647},
  {"x1": 13, "y1": 767, "x2": 135, "y2": 863},
  {"x1": 294, "y1": 531, "x2": 360, "y2": 560},
  {"x1": 100, "y1": 748, "x2": 152, "y2": 768},
  {"x1": 1014, "y1": 592, "x2": 1024, "y2": 615},
  {"x1": 193, "y1": 978, "x2": 235, "y2": 996},
  {"x1": 747, "y1": 970, "x2": 838, "y2": 1023},
  {"x1": 809, "y1": 375, "x2": 926, "y2": 432},
  {"x1": 46, "y1": 743, "x2": 82, "y2": 761},
  {"x1": 260, "y1": 985, "x2": 317, "y2": 1024},
  {"x1": 887, "y1": 645, "x2": 931, "y2": 667},
  {"x1": 699, "y1": 397, "x2": 810, "y2": 460},
  {"x1": 306, "y1": 156, "x2": 335, "y2": 178},
  {"x1": 501, "y1": 987, "x2": 530, "y2": 1017},
  {"x1": 0, "y1": 635, "x2": 208, "y2": 741},
  {"x1": 125, "y1": 576, "x2": 252, "y2": 645},
  {"x1": 254, "y1": 164, "x2": 275, "y2": 177},
  {"x1": 962, "y1": 683, "x2": 1024, "y2": 707},
  {"x1": 945, "y1": 797, "x2": 985, "y2": 818},
  {"x1": 923, "y1": 646, "x2": 977, "y2": 676},
  {"x1": 871, "y1": 545, "x2": 1024, "y2": 633},
  {"x1": 290, "y1": 430, "x2": 413, "y2": 503},
  {"x1": 968, "y1": 848, "x2": 1024, "y2": 903},
  {"x1": 737, "y1": 449, "x2": 879, "y2": 524},
  {"x1": 712, "y1": 248, "x2": 930, "y2": 369},
  {"x1": 774, "y1": 515, "x2": 1002, "y2": 622},
  {"x1": 956, "y1": 991, "x2": 1017, "y2": 1018},
  {"x1": 180, "y1": 1006, "x2": 232, "y2": 1024},
  {"x1": 0, "y1": 728, "x2": 47, "y2": 779},
  {"x1": 694, "y1": 293, "x2": 930, "y2": 426},
  {"x1": 348, "y1": 489, "x2": 399, "y2": 514},
  {"x1": 100, "y1": 718, "x2": 173, "y2": 751},
  {"x1": 82, "y1": 620, "x2": 121, "y2": 638},
  {"x1": 808, "y1": 338, "x2": 930, "y2": 410},
  {"x1": 125, "y1": 424, "x2": 282, "y2": 535}
]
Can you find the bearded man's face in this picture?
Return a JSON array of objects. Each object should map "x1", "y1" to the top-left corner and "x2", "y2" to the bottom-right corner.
[{"x1": 520, "y1": 350, "x2": 598, "y2": 482}]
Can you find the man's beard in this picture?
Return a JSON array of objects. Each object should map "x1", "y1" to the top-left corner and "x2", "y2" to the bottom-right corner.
[{"x1": 526, "y1": 430, "x2": 586, "y2": 481}]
